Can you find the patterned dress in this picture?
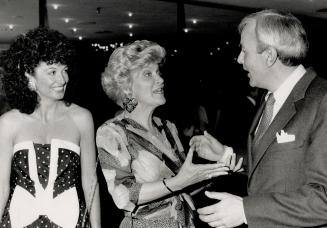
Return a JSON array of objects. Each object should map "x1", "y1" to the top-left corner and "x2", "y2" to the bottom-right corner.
[
  {"x1": 0, "y1": 139, "x2": 90, "y2": 228},
  {"x1": 97, "y1": 114, "x2": 195, "y2": 228}
]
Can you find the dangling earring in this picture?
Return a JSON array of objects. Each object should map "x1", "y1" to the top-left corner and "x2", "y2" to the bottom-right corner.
[{"x1": 123, "y1": 97, "x2": 138, "y2": 113}]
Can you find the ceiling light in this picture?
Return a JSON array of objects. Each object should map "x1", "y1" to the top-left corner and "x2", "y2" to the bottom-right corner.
[
  {"x1": 129, "y1": 33, "x2": 133, "y2": 37},
  {"x1": 183, "y1": 28, "x2": 189, "y2": 33},
  {"x1": 128, "y1": 12, "x2": 133, "y2": 17},
  {"x1": 64, "y1": 18, "x2": 70, "y2": 23},
  {"x1": 52, "y1": 4, "x2": 59, "y2": 10},
  {"x1": 128, "y1": 24, "x2": 133, "y2": 29},
  {"x1": 192, "y1": 19, "x2": 197, "y2": 24},
  {"x1": 78, "y1": 36, "x2": 83, "y2": 40},
  {"x1": 72, "y1": 28, "x2": 77, "y2": 32},
  {"x1": 8, "y1": 24, "x2": 14, "y2": 30}
]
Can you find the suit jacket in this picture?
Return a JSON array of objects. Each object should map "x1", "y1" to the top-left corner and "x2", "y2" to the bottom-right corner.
[{"x1": 243, "y1": 68, "x2": 327, "y2": 228}]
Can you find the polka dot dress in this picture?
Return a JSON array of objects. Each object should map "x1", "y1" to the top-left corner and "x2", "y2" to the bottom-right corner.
[{"x1": 0, "y1": 139, "x2": 90, "y2": 228}]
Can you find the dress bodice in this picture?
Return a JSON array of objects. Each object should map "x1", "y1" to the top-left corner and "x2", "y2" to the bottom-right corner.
[
  {"x1": 1, "y1": 139, "x2": 89, "y2": 228},
  {"x1": 12, "y1": 139, "x2": 81, "y2": 198}
]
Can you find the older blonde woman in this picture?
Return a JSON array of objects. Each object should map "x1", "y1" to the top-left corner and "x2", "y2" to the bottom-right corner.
[{"x1": 97, "y1": 40, "x2": 240, "y2": 228}]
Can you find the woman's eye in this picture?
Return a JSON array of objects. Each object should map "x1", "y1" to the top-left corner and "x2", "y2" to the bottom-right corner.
[
  {"x1": 49, "y1": 70, "x2": 56, "y2": 76},
  {"x1": 144, "y1": 72, "x2": 152, "y2": 77}
]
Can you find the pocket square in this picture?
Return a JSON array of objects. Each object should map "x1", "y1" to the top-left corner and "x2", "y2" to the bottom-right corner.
[{"x1": 276, "y1": 130, "x2": 295, "y2": 143}]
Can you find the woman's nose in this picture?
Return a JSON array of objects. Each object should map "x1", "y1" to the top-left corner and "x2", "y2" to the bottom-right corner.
[
  {"x1": 237, "y1": 52, "x2": 243, "y2": 64},
  {"x1": 56, "y1": 72, "x2": 66, "y2": 84},
  {"x1": 158, "y1": 77, "x2": 164, "y2": 83},
  {"x1": 156, "y1": 74, "x2": 164, "y2": 83}
]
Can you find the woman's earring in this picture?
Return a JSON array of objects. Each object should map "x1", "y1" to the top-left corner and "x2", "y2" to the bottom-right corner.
[
  {"x1": 28, "y1": 81, "x2": 36, "y2": 91},
  {"x1": 123, "y1": 97, "x2": 138, "y2": 113}
]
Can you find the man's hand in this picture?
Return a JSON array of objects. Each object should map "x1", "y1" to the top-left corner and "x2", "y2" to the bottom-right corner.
[
  {"x1": 197, "y1": 191, "x2": 245, "y2": 228},
  {"x1": 189, "y1": 131, "x2": 225, "y2": 161}
]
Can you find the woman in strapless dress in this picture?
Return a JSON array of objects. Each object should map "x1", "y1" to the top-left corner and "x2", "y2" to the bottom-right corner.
[{"x1": 0, "y1": 27, "x2": 101, "y2": 228}]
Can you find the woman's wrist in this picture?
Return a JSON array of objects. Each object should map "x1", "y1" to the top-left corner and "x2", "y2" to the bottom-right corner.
[
  {"x1": 164, "y1": 176, "x2": 183, "y2": 192},
  {"x1": 162, "y1": 178, "x2": 174, "y2": 193}
]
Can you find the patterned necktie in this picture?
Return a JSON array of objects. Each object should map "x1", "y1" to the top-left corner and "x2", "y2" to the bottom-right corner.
[{"x1": 254, "y1": 93, "x2": 275, "y2": 143}]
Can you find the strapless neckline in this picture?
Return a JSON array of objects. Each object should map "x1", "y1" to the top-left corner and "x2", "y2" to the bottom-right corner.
[
  {"x1": 13, "y1": 138, "x2": 80, "y2": 155},
  {"x1": 14, "y1": 138, "x2": 79, "y2": 148}
]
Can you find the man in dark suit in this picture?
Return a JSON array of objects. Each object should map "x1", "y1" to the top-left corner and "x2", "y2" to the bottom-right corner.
[{"x1": 192, "y1": 9, "x2": 327, "y2": 227}]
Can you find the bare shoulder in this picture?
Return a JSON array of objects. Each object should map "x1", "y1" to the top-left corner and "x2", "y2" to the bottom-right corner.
[
  {"x1": 65, "y1": 103, "x2": 94, "y2": 131},
  {"x1": 0, "y1": 109, "x2": 25, "y2": 141},
  {"x1": 0, "y1": 109, "x2": 23, "y2": 129},
  {"x1": 66, "y1": 103, "x2": 93, "y2": 122}
]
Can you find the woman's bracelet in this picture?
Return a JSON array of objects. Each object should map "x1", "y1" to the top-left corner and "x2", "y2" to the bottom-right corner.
[{"x1": 162, "y1": 178, "x2": 174, "y2": 193}]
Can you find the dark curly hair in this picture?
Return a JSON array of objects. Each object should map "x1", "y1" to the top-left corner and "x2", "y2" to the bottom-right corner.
[{"x1": 0, "y1": 27, "x2": 75, "y2": 114}]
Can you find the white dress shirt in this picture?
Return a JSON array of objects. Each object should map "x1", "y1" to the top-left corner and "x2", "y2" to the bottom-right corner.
[{"x1": 268, "y1": 64, "x2": 306, "y2": 124}]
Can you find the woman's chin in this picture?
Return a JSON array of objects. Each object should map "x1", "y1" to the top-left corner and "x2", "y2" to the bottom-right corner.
[{"x1": 158, "y1": 98, "x2": 166, "y2": 106}]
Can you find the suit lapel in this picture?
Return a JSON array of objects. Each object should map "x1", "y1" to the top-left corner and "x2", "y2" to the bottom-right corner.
[
  {"x1": 248, "y1": 68, "x2": 317, "y2": 181},
  {"x1": 251, "y1": 97, "x2": 296, "y2": 166}
]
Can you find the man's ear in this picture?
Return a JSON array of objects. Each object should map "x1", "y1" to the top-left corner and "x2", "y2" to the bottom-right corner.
[{"x1": 264, "y1": 47, "x2": 278, "y2": 67}]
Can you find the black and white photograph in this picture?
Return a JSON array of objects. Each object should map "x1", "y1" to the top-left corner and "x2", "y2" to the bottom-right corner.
[{"x1": 1, "y1": 0, "x2": 327, "y2": 227}]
